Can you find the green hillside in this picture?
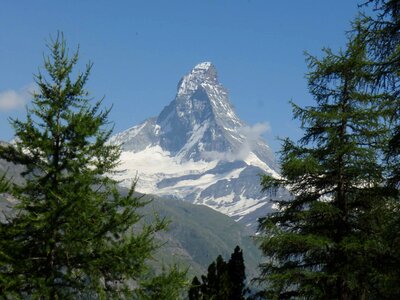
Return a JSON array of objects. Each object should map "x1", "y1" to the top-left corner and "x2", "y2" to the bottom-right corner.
[
  {"x1": 0, "y1": 154, "x2": 262, "y2": 280},
  {"x1": 140, "y1": 195, "x2": 261, "y2": 278}
]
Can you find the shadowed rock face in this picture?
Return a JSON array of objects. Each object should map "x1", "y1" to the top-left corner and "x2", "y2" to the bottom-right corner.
[{"x1": 108, "y1": 62, "x2": 285, "y2": 231}]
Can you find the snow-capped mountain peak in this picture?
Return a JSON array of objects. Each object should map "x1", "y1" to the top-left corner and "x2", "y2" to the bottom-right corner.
[
  {"x1": 173, "y1": 61, "x2": 240, "y2": 128},
  {"x1": 108, "y1": 62, "x2": 282, "y2": 230},
  {"x1": 177, "y1": 61, "x2": 217, "y2": 97}
]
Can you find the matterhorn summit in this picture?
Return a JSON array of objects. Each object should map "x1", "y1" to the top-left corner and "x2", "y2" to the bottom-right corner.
[{"x1": 109, "y1": 62, "x2": 281, "y2": 229}]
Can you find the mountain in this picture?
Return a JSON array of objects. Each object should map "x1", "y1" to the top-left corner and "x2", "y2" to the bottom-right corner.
[
  {"x1": 139, "y1": 194, "x2": 261, "y2": 278},
  {"x1": 0, "y1": 142, "x2": 25, "y2": 187},
  {"x1": 109, "y1": 62, "x2": 284, "y2": 230},
  {"x1": 0, "y1": 156, "x2": 262, "y2": 278}
]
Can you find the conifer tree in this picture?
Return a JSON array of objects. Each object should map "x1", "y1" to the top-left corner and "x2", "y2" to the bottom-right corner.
[
  {"x1": 355, "y1": 1, "x2": 400, "y2": 296},
  {"x1": 188, "y1": 246, "x2": 248, "y2": 300},
  {"x1": 0, "y1": 34, "x2": 181, "y2": 299},
  {"x1": 0, "y1": 172, "x2": 9, "y2": 194},
  {"x1": 188, "y1": 276, "x2": 202, "y2": 300},
  {"x1": 257, "y1": 35, "x2": 394, "y2": 299},
  {"x1": 134, "y1": 265, "x2": 188, "y2": 300},
  {"x1": 360, "y1": 0, "x2": 400, "y2": 188},
  {"x1": 205, "y1": 260, "x2": 218, "y2": 296},
  {"x1": 228, "y1": 246, "x2": 248, "y2": 300}
]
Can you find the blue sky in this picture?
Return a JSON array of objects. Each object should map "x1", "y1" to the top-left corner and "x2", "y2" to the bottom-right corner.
[{"x1": 0, "y1": 1, "x2": 362, "y2": 153}]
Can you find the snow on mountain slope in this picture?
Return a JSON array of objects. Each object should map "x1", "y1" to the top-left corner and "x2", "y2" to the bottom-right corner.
[{"x1": 109, "y1": 62, "x2": 282, "y2": 230}]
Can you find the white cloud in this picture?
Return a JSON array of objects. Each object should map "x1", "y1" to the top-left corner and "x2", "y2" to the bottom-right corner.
[
  {"x1": 239, "y1": 122, "x2": 271, "y2": 145},
  {"x1": 202, "y1": 150, "x2": 234, "y2": 161},
  {"x1": 202, "y1": 122, "x2": 271, "y2": 161},
  {"x1": 0, "y1": 83, "x2": 35, "y2": 112}
]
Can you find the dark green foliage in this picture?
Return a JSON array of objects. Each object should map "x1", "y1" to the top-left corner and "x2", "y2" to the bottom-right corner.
[
  {"x1": 188, "y1": 246, "x2": 249, "y2": 300},
  {"x1": 0, "y1": 34, "x2": 185, "y2": 299},
  {"x1": 229, "y1": 246, "x2": 247, "y2": 300},
  {"x1": 188, "y1": 276, "x2": 202, "y2": 300},
  {"x1": 134, "y1": 265, "x2": 188, "y2": 300},
  {"x1": 357, "y1": 1, "x2": 400, "y2": 296},
  {"x1": 256, "y1": 34, "x2": 398, "y2": 299},
  {"x1": 256, "y1": 2, "x2": 400, "y2": 297},
  {"x1": 360, "y1": 0, "x2": 400, "y2": 189},
  {"x1": 0, "y1": 172, "x2": 10, "y2": 194}
]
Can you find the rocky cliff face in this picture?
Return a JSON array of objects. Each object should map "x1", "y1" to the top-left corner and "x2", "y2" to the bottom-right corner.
[{"x1": 108, "y1": 62, "x2": 283, "y2": 230}]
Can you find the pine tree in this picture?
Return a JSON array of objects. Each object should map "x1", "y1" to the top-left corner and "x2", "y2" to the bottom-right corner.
[
  {"x1": 256, "y1": 35, "x2": 394, "y2": 299},
  {"x1": 206, "y1": 260, "x2": 218, "y2": 297},
  {"x1": 134, "y1": 265, "x2": 188, "y2": 300},
  {"x1": 215, "y1": 255, "x2": 231, "y2": 299},
  {"x1": 0, "y1": 34, "x2": 180, "y2": 299},
  {"x1": 188, "y1": 276, "x2": 202, "y2": 300},
  {"x1": 359, "y1": 0, "x2": 400, "y2": 187},
  {"x1": 0, "y1": 172, "x2": 10, "y2": 194},
  {"x1": 356, "y1": 1, "x2": 400, "y2": 296},
  {"x1": 187, "y1": 246, "x2": 248, "y2": 300},
  {"x1": 228, "y1": 246, "x2": 248, "y2": 300}
]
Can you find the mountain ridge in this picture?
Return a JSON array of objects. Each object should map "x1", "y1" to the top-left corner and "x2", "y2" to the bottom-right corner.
[{"x1": 109, "y1": 62, "x2": 282, "y2": 230}]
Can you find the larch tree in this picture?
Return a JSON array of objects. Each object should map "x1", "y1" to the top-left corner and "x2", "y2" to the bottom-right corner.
[
  {"x1": 0, "y1": 173, "x2": 10, "y2": 194},
  {"x1": 0, "y1": 34, "x2": 185, "y2": 299},
  {"x1": 359, "y1": 0, "x2": 400, "y2": 187},
  {"x1": 356, "y1": 0, "x2": 400, "y2": 295},
  {"x1": 257, "y1": 34, "x2": 395, "y2": 299}
]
